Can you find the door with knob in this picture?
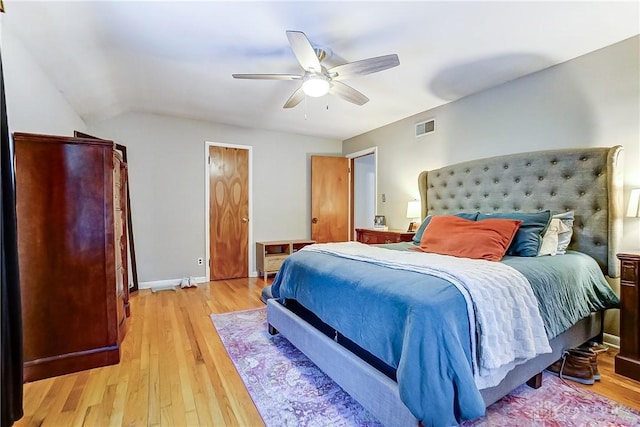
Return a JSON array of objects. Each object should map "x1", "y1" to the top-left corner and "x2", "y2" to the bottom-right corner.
[
  {"x1": 209, "y1": 145, "x2": 249, "y2": 280},
  {"x1": 310, "y1": 155, "x2": 349, "y2": 243}
]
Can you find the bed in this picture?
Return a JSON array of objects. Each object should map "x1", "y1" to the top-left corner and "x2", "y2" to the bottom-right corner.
[{"x1": 266, "y1": 146, "x2": 624, "y2": 426}]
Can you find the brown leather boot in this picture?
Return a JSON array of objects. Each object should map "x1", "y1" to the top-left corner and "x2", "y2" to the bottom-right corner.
[
  {"x1": 546, "y1": 351, "x2": 594, "y2": 385},
  {"x1": 568, "y1": 348, "x2": 600, "y2": 381}
]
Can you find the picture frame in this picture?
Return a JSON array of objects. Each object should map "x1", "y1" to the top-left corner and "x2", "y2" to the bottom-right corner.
[
  {"x1": 374, "y1": 215, "x2": 386, "y2": 227},
  {"x1": 407, "y1": 221, "x2": 418, "y2": 232}
]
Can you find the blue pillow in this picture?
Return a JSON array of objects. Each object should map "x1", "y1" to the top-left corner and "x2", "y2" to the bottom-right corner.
[
  {"x1": 476, "y1": 210, "x2": 551, "y2": 257},
  {"x1": 412, "y1": 212, "x2": 479, "y2": 245}
]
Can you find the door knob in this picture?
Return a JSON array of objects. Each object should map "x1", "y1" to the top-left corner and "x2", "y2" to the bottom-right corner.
[
  {"x1": 312, "y1": 217, "x2": 318, "y2": 224},
  {"x1": 241, "y1": 217, "x2": 249, "y2": 223}
]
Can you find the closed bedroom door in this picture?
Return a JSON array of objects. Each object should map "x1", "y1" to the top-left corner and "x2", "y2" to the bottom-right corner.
[
  {"x1": 311, "y1": 155, "x2": 349, "y2": 243},
  {"x1": 209, "y1": 145, "x2": 249, "y2": 280}
]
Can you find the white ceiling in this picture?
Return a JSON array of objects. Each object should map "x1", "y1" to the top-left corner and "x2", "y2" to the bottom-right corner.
[{"x1": 3, "y1": 1, "x2": 639, "y2": 140}]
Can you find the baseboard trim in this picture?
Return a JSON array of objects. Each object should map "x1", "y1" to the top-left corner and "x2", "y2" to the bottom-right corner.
[
  {"x1": 139, "y1": 276, "x2": 208, "y2": 290},
  {"x1": 603, "y1": 333, "x2": 620, "y2": 349}
]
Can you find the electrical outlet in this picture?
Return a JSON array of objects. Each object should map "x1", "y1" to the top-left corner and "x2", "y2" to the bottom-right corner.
[
  {"x1": 197, "y1": 257, "x2": 203, "y2": 266},
  {"x1": 381, "y1": 193, "x2": 386, "y2": 202}
]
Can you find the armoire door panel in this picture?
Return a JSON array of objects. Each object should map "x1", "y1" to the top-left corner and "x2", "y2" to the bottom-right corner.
[{"x1": 14, "y1": 132, "x2": 127, "y2": 382}]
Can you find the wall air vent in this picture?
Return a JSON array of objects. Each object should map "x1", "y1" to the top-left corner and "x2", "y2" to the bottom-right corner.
[{"x1": 415, "y1": 119, "x2": 435, "y2": 137}]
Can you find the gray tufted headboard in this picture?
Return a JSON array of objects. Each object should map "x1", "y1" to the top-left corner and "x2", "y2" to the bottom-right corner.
[{"x1": 418, "y1": 146, "x2": 624, "y2": 278}]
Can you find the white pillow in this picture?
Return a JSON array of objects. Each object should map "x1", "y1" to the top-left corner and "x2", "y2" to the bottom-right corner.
[
  {"x1": 538, "y1": 218, "x2": 566, "y2": 256},
  {"x1": 554, "y1": 211, "x2": 574, "y2": 254}
]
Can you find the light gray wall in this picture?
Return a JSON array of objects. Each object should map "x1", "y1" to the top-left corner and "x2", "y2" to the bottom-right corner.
[
  {"x1": 87, "y1": 112, "x2": 341, "y2": 283},
  {"x1": 343, "y1": 36, "x2": 639, "y2": 339},
  {"x1": 343, "y1": 36, "x2": 640, "y2": 253},
  {"x1": 1, "y1": 22, "x2": 342, "y2": 286},
  {"x1": 3, "y1": 29, "x2": 87, "y2": 135}
]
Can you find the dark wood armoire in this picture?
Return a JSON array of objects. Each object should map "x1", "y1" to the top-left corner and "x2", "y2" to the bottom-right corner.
[{"x1": 13, "y1": 132, "x2": 129, "y2": 382}]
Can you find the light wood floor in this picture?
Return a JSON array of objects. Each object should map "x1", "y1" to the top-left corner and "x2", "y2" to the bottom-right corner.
[{"x1": 16, "y1": 278, "x2": 640, "y2": 426}]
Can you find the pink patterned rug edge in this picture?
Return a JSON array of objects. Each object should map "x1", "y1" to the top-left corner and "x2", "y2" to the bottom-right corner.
[{"x1": 211, "y1": 307, "x2": 640, "y2": 427}]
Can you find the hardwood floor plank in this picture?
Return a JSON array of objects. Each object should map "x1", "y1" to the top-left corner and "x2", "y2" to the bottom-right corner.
[
  {"x1": 20, "y1": 375, "x2": 52, "y2": 419},
  {"x1": 175, "y1": 291, "x2": 214, "y2": 424},
  {"x1": 166, "y1": 308, "x2": 189, "y2": 427},
  {"x1": 96, "y1": 383, "x2": 117, "y2": 425},
  {"x1": 182, "y1": 296, "x2": 229, "y2": 425},
  {"x1": 80, "y1": 405, "x2": 101, "y2": 427},
  {"x1": 143, "y1": 292, "x2": 162, "y2": 427},
  {"x1": 107, "y1": 375, "x2": 129, "y2": 426},
  {"x1": 15, "y1": 277, "x2": 640, "y2": 427},
  {"x1": 61, "y1": 371, "x2": 89, "y2": 412},
  {"x1": 35, "y1": 375, "x2": 76, "y2": 427},
  {"x1": 69, "y1": 368, "x2": 112, "y2": 426}
]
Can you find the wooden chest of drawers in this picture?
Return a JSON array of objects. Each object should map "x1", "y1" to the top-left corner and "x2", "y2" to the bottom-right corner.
[
  {"x1": 616, "y1": 252, "x2": 640, "y2": 381},
  {"x1": 15, "y1": 132, "x2": 128, "y2": 382},
  {"x1": 355, "y1": 228, "x2": 415, "y2": 245}
]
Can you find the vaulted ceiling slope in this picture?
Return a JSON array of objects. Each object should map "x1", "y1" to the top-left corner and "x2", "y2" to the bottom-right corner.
[{"x1": 3, "y1": 1, "x2": 639, "y2": 140}]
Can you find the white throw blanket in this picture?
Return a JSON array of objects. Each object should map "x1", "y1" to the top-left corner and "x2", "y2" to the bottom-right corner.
[{"x1": 301, "y1": 242, "x2": 551, "y2": 389}]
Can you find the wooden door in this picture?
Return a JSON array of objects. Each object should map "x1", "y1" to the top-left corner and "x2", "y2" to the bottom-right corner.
[
  {"x1": 209, "y1": 145, "x2": 249, "y2": 280},
  {"x1": 311, "y1": 156, "x2": 349, "y2": 243}
]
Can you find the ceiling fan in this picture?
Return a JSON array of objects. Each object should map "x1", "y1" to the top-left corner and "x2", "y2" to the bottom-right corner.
[{"x1": 232, "y1": 30, "x2": 400, "y2": 108}]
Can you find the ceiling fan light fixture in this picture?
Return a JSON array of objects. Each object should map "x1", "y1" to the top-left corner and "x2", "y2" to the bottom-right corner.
[
  {"x1": 302, "y1": 75, "x2": 330, "y2": 97},
  {"x1": 233, "y1": 30, "x2": 399, "y2": 108}
]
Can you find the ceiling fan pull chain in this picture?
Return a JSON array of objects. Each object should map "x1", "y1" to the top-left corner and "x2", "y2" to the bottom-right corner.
[{"x1": 304, "y1": 96, "x2": 308, "y2": 120}]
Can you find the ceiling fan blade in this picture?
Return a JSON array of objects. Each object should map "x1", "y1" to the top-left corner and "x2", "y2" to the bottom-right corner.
[
  {"x1": 283, "y1": 86, "x2": 305, "y2": 108},
  {"x1": 286, "y1": 30, "x2": 322, "y2": 73},
  {"x1": 328, "y1": 54, "x2": 400, "y2": 81},
  {"x1": 232, "y1": 73, "x2": 301, "y2": 80},
  {"x1": 329, "y1": 81, "x2": 369, "y2": 106}
]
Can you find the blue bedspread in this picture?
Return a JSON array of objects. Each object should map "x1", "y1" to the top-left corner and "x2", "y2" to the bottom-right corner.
[{"x1": 270, "y1": 248, "x2": 619, "y2": 426}]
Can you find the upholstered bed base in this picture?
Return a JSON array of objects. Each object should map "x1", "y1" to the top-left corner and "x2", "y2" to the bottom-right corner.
[
  {"x1": 266, "y1": 146, "x2": 622, "y2": 426},
  {"x1": 267, "y1": 299, "x2": 601, "y2": 426},
  {"x1": 267, "y1": 299, "x2": 417, "y2": 426}
]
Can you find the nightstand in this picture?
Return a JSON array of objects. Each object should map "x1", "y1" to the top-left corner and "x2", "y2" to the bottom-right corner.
[
  {"x1": 355, "y1": 228, "x2": 415, "y2": 245},
  {"x1": 616, "y1": 252, "x2": 640, "y2": 381},
  {"x1": 256, "y1": 240, "x2": 315, "y2": 281}
]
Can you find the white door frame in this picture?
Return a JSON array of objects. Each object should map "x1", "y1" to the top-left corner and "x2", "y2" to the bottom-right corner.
[{"x1": 204, "y1": 141, "x2": 253, "y2": 280}]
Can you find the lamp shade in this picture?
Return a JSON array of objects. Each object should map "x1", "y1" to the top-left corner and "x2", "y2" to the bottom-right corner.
[
  {"x1": 406, "y1": 200, "x2": 421, "y2": 219},
  {"x1": 627, "y1": 188, "x2": 640, "y2": 218}
]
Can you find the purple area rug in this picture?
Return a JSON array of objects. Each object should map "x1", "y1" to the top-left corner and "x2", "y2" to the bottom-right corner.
[{"x1": 211, "y1": 307, "x2": 640, "y2": 427}]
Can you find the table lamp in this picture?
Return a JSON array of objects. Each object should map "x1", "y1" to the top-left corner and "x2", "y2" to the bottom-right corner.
[{"x1": 406, "y1": 200, "x2": 421, "y2": 232}]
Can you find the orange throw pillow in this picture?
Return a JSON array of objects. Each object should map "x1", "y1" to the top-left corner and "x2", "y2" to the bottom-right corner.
[{"x1": 413, "y1": 215, "x2": 522, "y2": 261}]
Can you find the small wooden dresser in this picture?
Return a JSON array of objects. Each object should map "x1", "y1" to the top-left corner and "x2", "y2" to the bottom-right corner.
[
  {"x1": 356, "y1": 228, "x2": 415, "y2": 245},
  {"x1": 256, "y1": 240, "x2": 316, "y2": 280}
]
